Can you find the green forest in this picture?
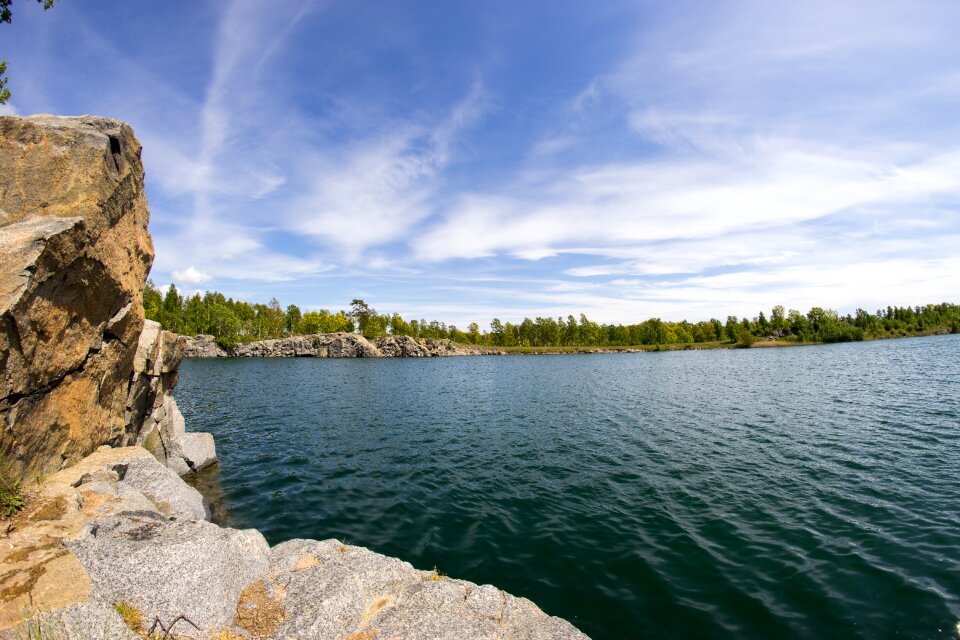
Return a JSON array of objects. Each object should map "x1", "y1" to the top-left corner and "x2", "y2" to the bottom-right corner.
[{"x1": 144, "y1": 281, "x2": 960, "y2": 350}]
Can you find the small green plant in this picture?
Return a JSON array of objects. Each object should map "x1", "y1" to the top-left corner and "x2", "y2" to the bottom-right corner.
[
  {"x1": 113, "y1": 601, "x2": 142, "y2": 636},
  {"x1": 430, "y1": 565, "x2": 445, "y2": 581},
  {"x1": 1, "y1": 455, "x2": 25, "y2": 517},
  {"x1": 215, "y1": 335, "x2": 239, "y2": 351}
]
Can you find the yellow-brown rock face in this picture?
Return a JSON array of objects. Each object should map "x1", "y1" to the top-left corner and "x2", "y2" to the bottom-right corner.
[{"x1": 0, "y1": 115, "x2": 154, "y2": 478}]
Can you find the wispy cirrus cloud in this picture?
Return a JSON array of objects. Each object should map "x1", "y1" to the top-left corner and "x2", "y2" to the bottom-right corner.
[
  {"x1": 5, "y1": 0, "x2": 959, "y2": 324},
  {"x1": 289, "y1": 81, "x2": 486, "y2": 259}
]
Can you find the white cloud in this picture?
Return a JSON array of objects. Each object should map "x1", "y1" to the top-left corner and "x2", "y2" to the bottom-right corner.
[
  {"x1": 413, "y1": 142, "x2": 960, "y2": 264},
  {"x1": 171, "y1": 266, "x2": 213, "y2": 284},
  {"x1": 291, "y1": 82, "x2": 487, "y2": 259}
]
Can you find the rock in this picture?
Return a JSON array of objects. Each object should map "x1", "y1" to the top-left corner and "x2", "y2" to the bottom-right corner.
[
  {"x1": 0, "y1": 115, "x2": 153, "y2": 478},
  {"x1": 260, "y1": 539, "x2": 588, "y2": 640},
  {"x1": 182, "y1": 332, "x2": 505, "y2": 359},
  {"x1": 111, "y1": 446, "x2": 208, "y2": 520},
  {"x1": 228, "y1": 333, "x2": 383, "y2": 358},
  {"x1": 68, "y1": 514, "x2": 270, "y2": 634},
  {"x1": 0, "y1": 598, "x2": 142, "y2": 640},
  {"x1": 374, "y1": 335, "x2": 430, "y2": 357},
  {"x1": 127, "y1": 320, "x2": 217, "y2": 475},
  {"x1": 0, "y1": 447, "x2": 194, "y2": 629},
  {"x1": 182, "y1": 334, "x2": 228, "y2": 358},
  {"x1": 137, "y1": 390, "x2": 218, "y2": 476},
  {"x1": 170, "y1": 432, "x2": 217, "y2": 475}
]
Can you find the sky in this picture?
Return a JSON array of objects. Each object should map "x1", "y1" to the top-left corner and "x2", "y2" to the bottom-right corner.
[{"x1": 3, "y1": 0, "x2": 960, "y2": 328}]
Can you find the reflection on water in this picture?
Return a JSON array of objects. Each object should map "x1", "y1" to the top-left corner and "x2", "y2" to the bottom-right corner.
[{"x1": 183, "y1": 463, "x2": 232, "y2": 526}]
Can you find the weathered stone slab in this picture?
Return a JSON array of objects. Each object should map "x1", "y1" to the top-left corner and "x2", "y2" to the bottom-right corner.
[{"x1": 68, "y1": 514, "x2": 270, "y2": 633}]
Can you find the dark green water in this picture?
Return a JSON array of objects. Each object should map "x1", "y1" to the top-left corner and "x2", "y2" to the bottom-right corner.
[{"x1": 176, "y1": 335, "x2": 960, "y2": 640}]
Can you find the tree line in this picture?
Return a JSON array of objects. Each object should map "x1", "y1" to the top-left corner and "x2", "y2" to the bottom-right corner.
[{"x1": 144, "y1": 281, "x2": 960, "y2": 349}]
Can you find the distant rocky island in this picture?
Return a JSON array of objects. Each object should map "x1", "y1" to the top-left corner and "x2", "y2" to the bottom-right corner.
[{"x1": 0, "y1": 115, "x2": 588, "y2": 639}]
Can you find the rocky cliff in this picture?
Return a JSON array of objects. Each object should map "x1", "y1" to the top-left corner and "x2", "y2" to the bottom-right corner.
[
  {"x1": 0, "y1": 115, "x2": 212, "y2": 478},
  {"x1": 183, "y1": 332, "x2": 504, "y2": 358}
]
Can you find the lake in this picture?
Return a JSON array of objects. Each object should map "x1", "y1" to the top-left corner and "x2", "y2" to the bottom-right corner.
[{"x1": 176, "y1": 335, "x2": 960, "y2": 640}]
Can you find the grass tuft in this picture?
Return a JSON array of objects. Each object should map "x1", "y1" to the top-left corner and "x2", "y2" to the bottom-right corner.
[
  {"x1": 1, "y1": 455, "x2": 25, "y2": 517},
  {"x1": 113, "y1": 601, "x2": 143, "y2": 635}
]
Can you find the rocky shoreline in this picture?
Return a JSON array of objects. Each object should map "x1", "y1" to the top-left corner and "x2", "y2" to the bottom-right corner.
[
  {"x1": 183, "y1": 333, "x2": 732, "y2": 359},
  {"x1": 0, "y1": 115, "x2": 589, "y2": 638},
  {"x1": 184, "y1": 333, "x2": 505, "y2": 358},
  {"x1": 0, "y1": 446, "x2": 587, "y2": 639}
]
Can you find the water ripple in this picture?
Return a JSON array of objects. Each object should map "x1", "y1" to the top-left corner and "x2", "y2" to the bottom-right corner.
[{"x1": 177, "y1": 335, "x2": 960, "y2": 640}]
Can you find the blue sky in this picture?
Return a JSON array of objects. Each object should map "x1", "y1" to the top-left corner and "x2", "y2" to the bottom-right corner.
[{"x1": 4, "y1": 0, "x2": 959, "y2": 327}]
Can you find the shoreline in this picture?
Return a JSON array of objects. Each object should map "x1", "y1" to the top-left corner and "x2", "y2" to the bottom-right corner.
[
  {"x1": 183, "y1": 329, "x2": 957, "y2": 359},
  {"x1": 2, "y1": 446, "x2": 588, "y2": 639}
]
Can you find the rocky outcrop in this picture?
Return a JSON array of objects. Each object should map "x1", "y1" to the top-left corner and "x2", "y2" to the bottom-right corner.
[
  {"x1": 0, "y1": 446, "x2": 588, "y2": 640},
  {"x1": 182, "y1": 334, "x2": 228, "y2": 358},
  {"x1": 183, "y1": 332, "x2": 505, "y2": 358},
  {"x1": 0, "y1": 116, "x2": 213, "y2": 479},
  {"x1": 0, "y1": 115, "x2": 154, "y2": 478},
  {"x1": 128, "y1": 320, "x2": 216, "y2": 475},
  {"x1": 230, "y1": 332, "x2": 382, "y2": 358}
]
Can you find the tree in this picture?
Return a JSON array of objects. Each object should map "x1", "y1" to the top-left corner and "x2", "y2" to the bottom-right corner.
[
  {"x1": 143, "y1": 280, "x2": 163, "y2": 323},
  {"x1": 285, "y1": 304, "x2": 302, "y2": 335},
  {"x1": 467, "y1": 322, "x2": 481, "y2": 344},
  {"x1": 770, "y1": 305, "x2": 786, "y2": 334},
  {"x1": 488, "y1": 318, "x2": 503, "y2": 346},
  {"x1": 389, "y1": 313, "x2": 412, "y2": 336},
  {"x1": 350, "y1": 299, "x2": 383, "y2": 337},
  {"x1": 0, "y1": 0, "x2": 55, "y2": 104},
  {"x1": 161, "y1": 284, "x2": 183, "y2": 333}
]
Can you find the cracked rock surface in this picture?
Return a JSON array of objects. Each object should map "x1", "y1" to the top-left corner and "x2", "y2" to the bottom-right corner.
[
  {"x1": 0, "y1": 115, "x2": 215, "y2": 479},
  {"x1": 0, "y1": 115, "x2": 154, "y2": 478}
]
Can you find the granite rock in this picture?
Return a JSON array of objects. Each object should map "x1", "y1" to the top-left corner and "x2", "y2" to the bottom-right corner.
[
  {"x1": 182, "y1": 334, "x2": 228, "y2": 358},
  {"x1": 68, "y1": 514, "x2": 270, "y2": 633},
  {"x1": 182, "y1": 332, "x2": 505, "y2": 358},
  {"x1": 0, "y1": 115, "x2": 155, "y2": 478}
]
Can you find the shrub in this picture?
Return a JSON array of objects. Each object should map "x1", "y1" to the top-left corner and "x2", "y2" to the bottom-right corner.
[
  {"x1": 215, "y1": 335, "x2": 239, "y2": 350},
  {"x1": 735, "y1": 332, "x2": 755, "y2": 349},
  {"x1": 0, "y1": 456, "x2": 24, "y2": 517}
]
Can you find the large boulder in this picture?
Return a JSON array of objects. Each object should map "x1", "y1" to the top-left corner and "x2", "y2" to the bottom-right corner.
[
  {"x1": 68, "y1": 515, "x2": 270, "y2": 632},
  {"x1": 0, "y1": 446, "x2": 206, "y2": 630},
  {"x1": 0, "y1": 115, "x2": 153, "y2": 478}
]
